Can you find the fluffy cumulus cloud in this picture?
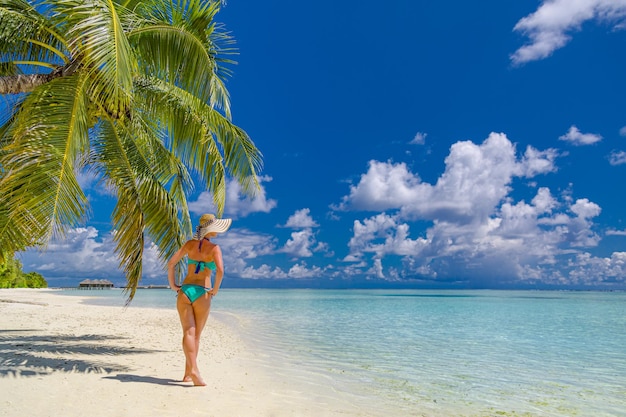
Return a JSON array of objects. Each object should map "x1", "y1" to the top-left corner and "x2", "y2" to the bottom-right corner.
[
  {"x1": 340, "y1": 133, "x2": 558, "y2": 222},
  {"x1": 287, "y1": 262, "x2": 326, "y2": 279},
  {"x1": 281, "y1": 229, "x2": 318, "y2": 258},
  {"x1": 558, "y1": 125, "x2": 602, "y2": 146},
  {"x1": 188, "y1": 176, "x2": 277, "y2": 219},
  {"x1": 19, "y1": 227, "x2": 165, "y2": 285},
  {"x1": 566, "y1": 252, "x2": 626, "y2": 285},
  {"x1": 283, "y1": 208, "x2": 319, "y2": 228},
  {"x1": 279, "y1": 209, "x2": 328, "y2": 259},
  {"x1": 511, "y1": 0, "x2": 626, "y2": 64},
  {"x1": 219, "y1": 229, "x2": 278, "y2": 262},
  {"x1": 338, "y1": 133, "x2": 623, "y2": 287},
  {"x1": 191, "y1": 228, "x2": 288, "y2": 281},
  {"x1": 346, "y1": 213, "x2": 429, "y2": 260},
  {"x1": 19, "y1": 211, "x2": 330, "y2": 286}
]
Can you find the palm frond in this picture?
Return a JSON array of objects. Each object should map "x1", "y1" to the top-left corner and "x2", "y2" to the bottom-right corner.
[
  {"x1": 134, "y1": 75, "x2": 262, "y2": 213},
  {"x1": 0, "y1": 74, "x2": 90, "y2": 253},
  {"x1": 169, "y1": 162, "x2": 194, "y2": 235},
  {"x1": 128, "y1": 0, "x2": 234, "y2": 115},
  {"x1": 89, "y1": 119, "x2": 144, "y2": 300},
  {"x1": 90, "y1": 113, "x2": 189, "y2": 300},
  {"x1": 0, "y1": 0, "x2": 69, "y2": 67},
  {"x1": 57, "y1": 0, "x2": 136, "y2": 114},
  {"x1": 121, "y1": 111, "x2": 189, "y2": 259}
]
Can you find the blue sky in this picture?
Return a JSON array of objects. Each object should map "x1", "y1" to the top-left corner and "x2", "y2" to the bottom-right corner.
[{"x1": 18, "y1": 0, "x2": 626, "y2": 289}]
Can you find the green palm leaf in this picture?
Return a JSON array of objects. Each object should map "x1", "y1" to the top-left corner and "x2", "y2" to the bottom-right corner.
[
  {"x1": 0, "y1": 0, "x2": 262, "y2": 300},
  {"x1": 0, "y1": 74, "x2": 90, "y2": 251},
  {"x1": 135, "y1": 76, "x2": 262, "y2": 213},
  {"x1": 0, "y1": 0, "x2": 68, "y2": 69},
  {"x1": 57, "y1": 0, "x2": 136, "y2": 115}
]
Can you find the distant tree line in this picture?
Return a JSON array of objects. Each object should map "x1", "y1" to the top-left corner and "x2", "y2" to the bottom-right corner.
[{"x1": 0, "y1": 253, "x2": 47, "y2": 288}]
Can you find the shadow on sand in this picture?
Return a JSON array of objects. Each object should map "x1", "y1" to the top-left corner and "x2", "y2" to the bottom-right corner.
[
  {"x1": 0, "y1": 329, "x2": 163, "y2": 379},
  {"x1": 102, "y1": 373, "x2": 190, "y2": 387}
]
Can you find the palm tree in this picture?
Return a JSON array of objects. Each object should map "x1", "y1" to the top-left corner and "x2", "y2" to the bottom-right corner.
[{"x1": 0, "y1": 0, "x2": 262, "y2": 299}]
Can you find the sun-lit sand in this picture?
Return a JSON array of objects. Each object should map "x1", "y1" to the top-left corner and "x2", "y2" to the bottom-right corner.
[{"x1": 0, "y1": 289, "x2": 370, "y2": 417}]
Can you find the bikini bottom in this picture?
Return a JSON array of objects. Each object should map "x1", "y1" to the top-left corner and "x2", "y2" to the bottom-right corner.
[{"x1": 180, "y1": 284, "x2": 211, "y2": 303}]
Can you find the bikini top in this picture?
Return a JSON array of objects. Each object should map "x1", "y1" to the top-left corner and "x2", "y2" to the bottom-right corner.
[
  {"x1": 188, "y1": 259, "x2": 216, "y2": 273},
  {"x1": 188, "y1": 238, "x2": 217, "y2": 274}
]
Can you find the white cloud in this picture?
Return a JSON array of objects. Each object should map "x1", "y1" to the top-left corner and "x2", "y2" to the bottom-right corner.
[
  {"x1": 609, "y1": 150, "x2": 626, "y2": 165},
  {"x1": 338, "y1": 133, "x2": 615, "y2": 286},
  {"x1": 339, "y1": 132, "x2": 558, "y2": 223},
  {"x1": 565, "y1": 199, "x2": 602, "y2": 247},
  {"x1": 76, "y1": 169, "x2": 99, "y2": 191},
  {"x1": 606, "y1": 229, "x2": 626, "y2": 236},
  {"x1": 19, "y1": 223, "x2": 290, "y2": 286},
  {"x1": 558, "y1": 125, "x2": 602, "y2": 145},
  {"x1": 278, "y1": 209, "x2": 329, "y2": 258},
  {"x1": 410, "y1": 132, "x2": 427, "y2": 145},
  {"x1": 343, "y1": 190, "x2": 606, "y2": 285},
  {"x1": 287, "y1": 262, "x2": 325, "y2": 279},
  {"x1": 620, "y1": 126, "x2": 626, "y2": 136},
  {"x1": 19, "y1": 227, "x2": 165, "y2": 284},
  {"x1": 571, "y1": 198, "x2": 601, "y2": 218},
  {"x1": 280, "y1": 229, "x2": 316, "y2": 258},
  {"x1": 565, "y1": 252, "x2": 626, "y2": 285},
  {"x1": 511, "y1": 0, "x2": 626, "y2": 64},
  {"x1": 367, "y1": 258, "x2": 385, "y2": 279},
  {"x1": 188, "y1": 175, "x2": 277, "y2": 218},
  {"x1": 219, "y1": 229, "x2": 278, "y2": 261},
  {"x1": 283, "y1": 208, "x2": 319, "y2": 228},
  {"x1": 207, "y1": 229, "x2": 286, "y2": 279},
  {"x1": 532, "y1": 187, "x2": 558, "y2": 213},
  {"x1": 346, "y1": 213, "x2": 429, "y2": 260},
  {"x1": 279, "y1": 229, "x2": 329, "y2": 259},
  {"x1": 238, "y1": 261, "x2": 326, "y2": 280},
  {"x1": 338, "y1": 159, "x2": 424, "y2": 212},
  {"x1": 519, "y1": 146, "x2": 560, "y2": 177},
  {"x1": 240, "y1": 264, "x2": 288, "y2": 279}
]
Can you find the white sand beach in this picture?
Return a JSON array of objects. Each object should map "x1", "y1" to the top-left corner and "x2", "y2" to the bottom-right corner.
[{"x1": 0, "y1": 289, "x2": 371, "y2": 417}]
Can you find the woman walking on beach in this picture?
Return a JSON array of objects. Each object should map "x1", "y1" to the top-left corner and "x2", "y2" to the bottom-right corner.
[{"x1": 167, "y1": 214, "x2": 232, "y2": 386}]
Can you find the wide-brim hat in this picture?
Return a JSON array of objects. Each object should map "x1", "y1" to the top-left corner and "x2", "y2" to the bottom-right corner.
[{"x1": 193, "y1": 214, "x2": 232, "y2": 240}]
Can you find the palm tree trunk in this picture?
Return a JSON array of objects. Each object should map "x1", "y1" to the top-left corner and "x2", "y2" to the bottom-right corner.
[
  {"x1": 0, "y1": 73, "x2": 58, "y2": 94},
  {"x1": 0, "y1": 61, "x2": 80, "y2": 94}
]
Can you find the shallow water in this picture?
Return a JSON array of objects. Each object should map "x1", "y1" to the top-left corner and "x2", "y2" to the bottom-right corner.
[{"x1": 60, "y1": 288, "x2": 626, "y2": 416}]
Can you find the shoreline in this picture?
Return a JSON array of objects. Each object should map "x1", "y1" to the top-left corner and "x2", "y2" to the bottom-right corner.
[{"x1": 0, "y1": 288, "x2": 374, "y2": 417}]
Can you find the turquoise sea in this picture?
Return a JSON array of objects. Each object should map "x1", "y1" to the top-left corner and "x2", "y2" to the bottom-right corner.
[{"x1": 59, "y1": 289, "x2": 626, "y2": 416}]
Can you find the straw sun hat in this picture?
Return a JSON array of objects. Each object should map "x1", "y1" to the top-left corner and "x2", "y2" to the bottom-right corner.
[{"x1": 193, "y1": 214, "x2": 232, "y2": 240}]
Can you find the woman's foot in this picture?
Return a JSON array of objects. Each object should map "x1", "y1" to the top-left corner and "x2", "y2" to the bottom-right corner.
[{"x1": 189, "y1": 371, "x2": 206, "y2": 386}]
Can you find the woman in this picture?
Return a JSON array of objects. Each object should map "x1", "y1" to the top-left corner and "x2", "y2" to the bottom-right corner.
[{"x1": 167, "y1": 213, "x2": 232, "y2": 386}]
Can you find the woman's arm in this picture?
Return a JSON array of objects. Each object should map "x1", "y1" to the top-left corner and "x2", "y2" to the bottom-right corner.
[
  {"x1": 208, "y1": 245, "x2": 224, "y2": 296},
  {"x1": 167, "y1": 242, "x2": 189, "y2": 292}
]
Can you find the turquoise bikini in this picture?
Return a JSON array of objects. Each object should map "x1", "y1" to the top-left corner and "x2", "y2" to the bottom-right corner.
[
  {"x1": 188, "y1": 259, "x2": 216, "y2": 273},
  {"x1": 180, "y1": 284, "x2": 211, "y2": 303},
  {"x1": 179, "y1": 238, "x2": 216, "y2": 303}
]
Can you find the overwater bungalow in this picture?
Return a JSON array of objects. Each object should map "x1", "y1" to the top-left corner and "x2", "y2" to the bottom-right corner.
[{"x1": 78, "y1": 279, "x2": 114, "y2": 289}]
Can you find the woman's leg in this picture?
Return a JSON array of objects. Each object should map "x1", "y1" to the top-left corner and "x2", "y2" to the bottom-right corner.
[
  {"x1": 176, "y1": 293, "x2": 212, "y2": 386},
  {"x1": 183, "y1": 295, "x2": 212, "y2": 382}
]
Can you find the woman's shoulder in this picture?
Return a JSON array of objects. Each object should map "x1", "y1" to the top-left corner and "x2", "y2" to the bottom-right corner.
[{"x1": 183, "y1": 240, "x2": 199, "y2": 249}]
